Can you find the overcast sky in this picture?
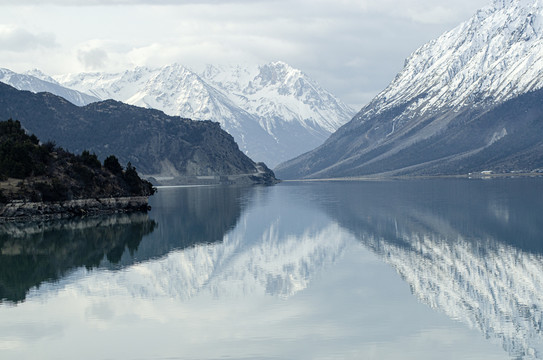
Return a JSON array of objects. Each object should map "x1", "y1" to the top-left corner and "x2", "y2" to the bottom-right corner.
[{"x1": 0, "y1": 0, "x2": 489, "y2": 109}]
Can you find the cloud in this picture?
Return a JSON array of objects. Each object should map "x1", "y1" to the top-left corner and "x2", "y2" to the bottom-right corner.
[
  {"x1": 0, "y1": 26, "x2": 56, "y2": 52},
  {"x1": 306, "y1": 0, "x2": 487, "y2": 25},
  {"x1": 0, "y1": 0, "x2": 491, "y2": 108},
  {"x1": 77, "y1": 47, "x2": 109, "y2": 70}
]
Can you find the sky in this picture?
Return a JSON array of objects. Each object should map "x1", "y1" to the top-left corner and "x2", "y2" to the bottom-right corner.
[{"x1": 0, "y1": 0, "x2": 489, "y2": 110}]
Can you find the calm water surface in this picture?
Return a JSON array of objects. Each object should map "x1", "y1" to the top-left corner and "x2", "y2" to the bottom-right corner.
[{"x1": 1, "y1": 178, "x2": 543, "y2": 359}]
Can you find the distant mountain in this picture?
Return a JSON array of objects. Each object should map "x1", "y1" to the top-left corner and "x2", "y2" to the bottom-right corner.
[
  {"x1": 276, "y1": 0, "x2": 543, "y2": 179},
  {"x1": 0, "y1": 82, "x2": 277, "y2": 185},
  {"x1": 0, "y1": 68, "x2": 99, "y2": 106},
  {"x1": 54, "y1": 62, "x2": 355, "y2": 168}
]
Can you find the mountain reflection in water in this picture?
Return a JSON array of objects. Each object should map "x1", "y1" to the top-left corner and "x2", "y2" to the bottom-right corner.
[
  {"x1": 1, "y1": 179, "x2": 542, "y2": 359},
  {"x1": 53, "y1": 185, "x2": 346, "y2": 301},
  {"x1": 0, "y1": 185, "x2": 252, "y2": 303},
  {"x1": 0, "y1": 213, "x2": 156, "y2": 303},
  {"x1": 313, "y1": 179, "x2": 543, "y2": 359},
  {"x1": 112, "y1": 185, "x2": 252, "y2": 267}
]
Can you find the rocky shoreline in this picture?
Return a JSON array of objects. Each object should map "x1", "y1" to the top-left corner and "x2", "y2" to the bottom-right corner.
[{"x1": 0, "y1": 196, "x2": 150, "y2": 223}]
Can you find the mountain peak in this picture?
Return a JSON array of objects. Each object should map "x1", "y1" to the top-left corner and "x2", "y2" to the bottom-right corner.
[
  {"x1": 159, "y1": 63, "x2": 194, "y2": 74},
  {"x1": 23, "y1": 69, "x2": 58, "y2": 84},
  {"x1": 489, "y1": 0, "x2": 543, "y2": 10},
  {"x1": 370, "y1": 0, "x2": 543, "y2": 117},
  {"x1": 264, "y1": 60, "x2": 300, "y2": 75},
  {"x1": 256, "y1": 61, "x2": 303, "y2": 87}
]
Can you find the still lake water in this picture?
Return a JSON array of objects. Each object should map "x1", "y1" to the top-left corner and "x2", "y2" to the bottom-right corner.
[{"x1": 1, "y1": 178, "x2": 543, "y2": 359}]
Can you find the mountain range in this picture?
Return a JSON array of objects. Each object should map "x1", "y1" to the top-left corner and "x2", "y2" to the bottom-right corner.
[
  {"x1": 0, "y1": 68, "x2": 99, "y2": 107},
  {"x1": 48, "y1": 62, "x2": 354, "y2": 168},
  {"x1": 276, "y1": 0, "x2": 543, "y2": 179},
  {"x1": 0, "y1": 62, "x2": 354, "y2": 169},
  {"x1": 3, "y1": 0, "x2": 542, "y2": 179}
]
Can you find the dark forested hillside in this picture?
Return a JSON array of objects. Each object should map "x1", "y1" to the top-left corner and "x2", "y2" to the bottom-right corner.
[{"x1": 0, "y1": 119, "x2": 155, "y2": 203}]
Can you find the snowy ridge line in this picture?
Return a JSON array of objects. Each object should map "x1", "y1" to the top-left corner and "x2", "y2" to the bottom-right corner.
[
  {"x1": 367, "y1": 0, "x2": 543, "y2": 118},
  {"x1": 275, "y1": 0, "x2": 543, "y2": 179}
]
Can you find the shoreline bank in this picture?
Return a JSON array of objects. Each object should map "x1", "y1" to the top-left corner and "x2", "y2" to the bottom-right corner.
[{"x1": 0, "y1": 196, "x2": 150, "y2": 223}]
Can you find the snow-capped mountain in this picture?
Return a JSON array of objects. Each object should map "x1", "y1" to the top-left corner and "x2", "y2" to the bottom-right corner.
[
  {"x1": 54, "y1": 62, "x2": 355, "y2": 168},
  {"x1": 62, "y1": 222, "x2": 347, "y2": 301},
  {"x1": 0, "y1": 68, "x2": 99, "y2": 106},
  {"x1": 372, "y1": 0, "x2": 543, "y2": 114},
  {"x1": 200, "y1": 62, "x2": 350, "y2": 134},
  {"x1": 276, "y1": 0, "x2": 543, "y2": 179}
]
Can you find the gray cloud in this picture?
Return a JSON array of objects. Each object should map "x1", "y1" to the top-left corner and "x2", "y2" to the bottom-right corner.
[
  {"x1": 77, "y1": 47, "x2": 109, "y2": 70},
  {"x1": 0, "y1": 0, "x2": 491, "y2": 108},
  {"x1": 0, "y1": 26, "x2": 57, "y2": 52}
]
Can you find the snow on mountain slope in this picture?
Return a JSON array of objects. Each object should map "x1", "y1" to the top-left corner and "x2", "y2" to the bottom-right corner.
[
  {"x1": 276, "y1": 0, "x2": 543, "y2": 179},
  {"x1": 57, "y1": 65, "x2": 263, "y2": 141},
  {"x1": 200, "y1": 62, "x2": 352, "y2": 134},
  {"x1": 55, "y1": 65, "x2": 218, "y2": 116},
  {"x1": 372, "y1": 0, "x2": 543, "y2": 116},
  {"x1": 0, "y1": 68, "x2": 99, "y2": 106},
  {"x1": 54, "y1": 62, "x2": 355, "y2": 168}
]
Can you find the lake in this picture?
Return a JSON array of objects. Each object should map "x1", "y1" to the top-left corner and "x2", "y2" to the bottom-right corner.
[{"x1": 1, "y1": 178, "x2": 543, "y2": 359}]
